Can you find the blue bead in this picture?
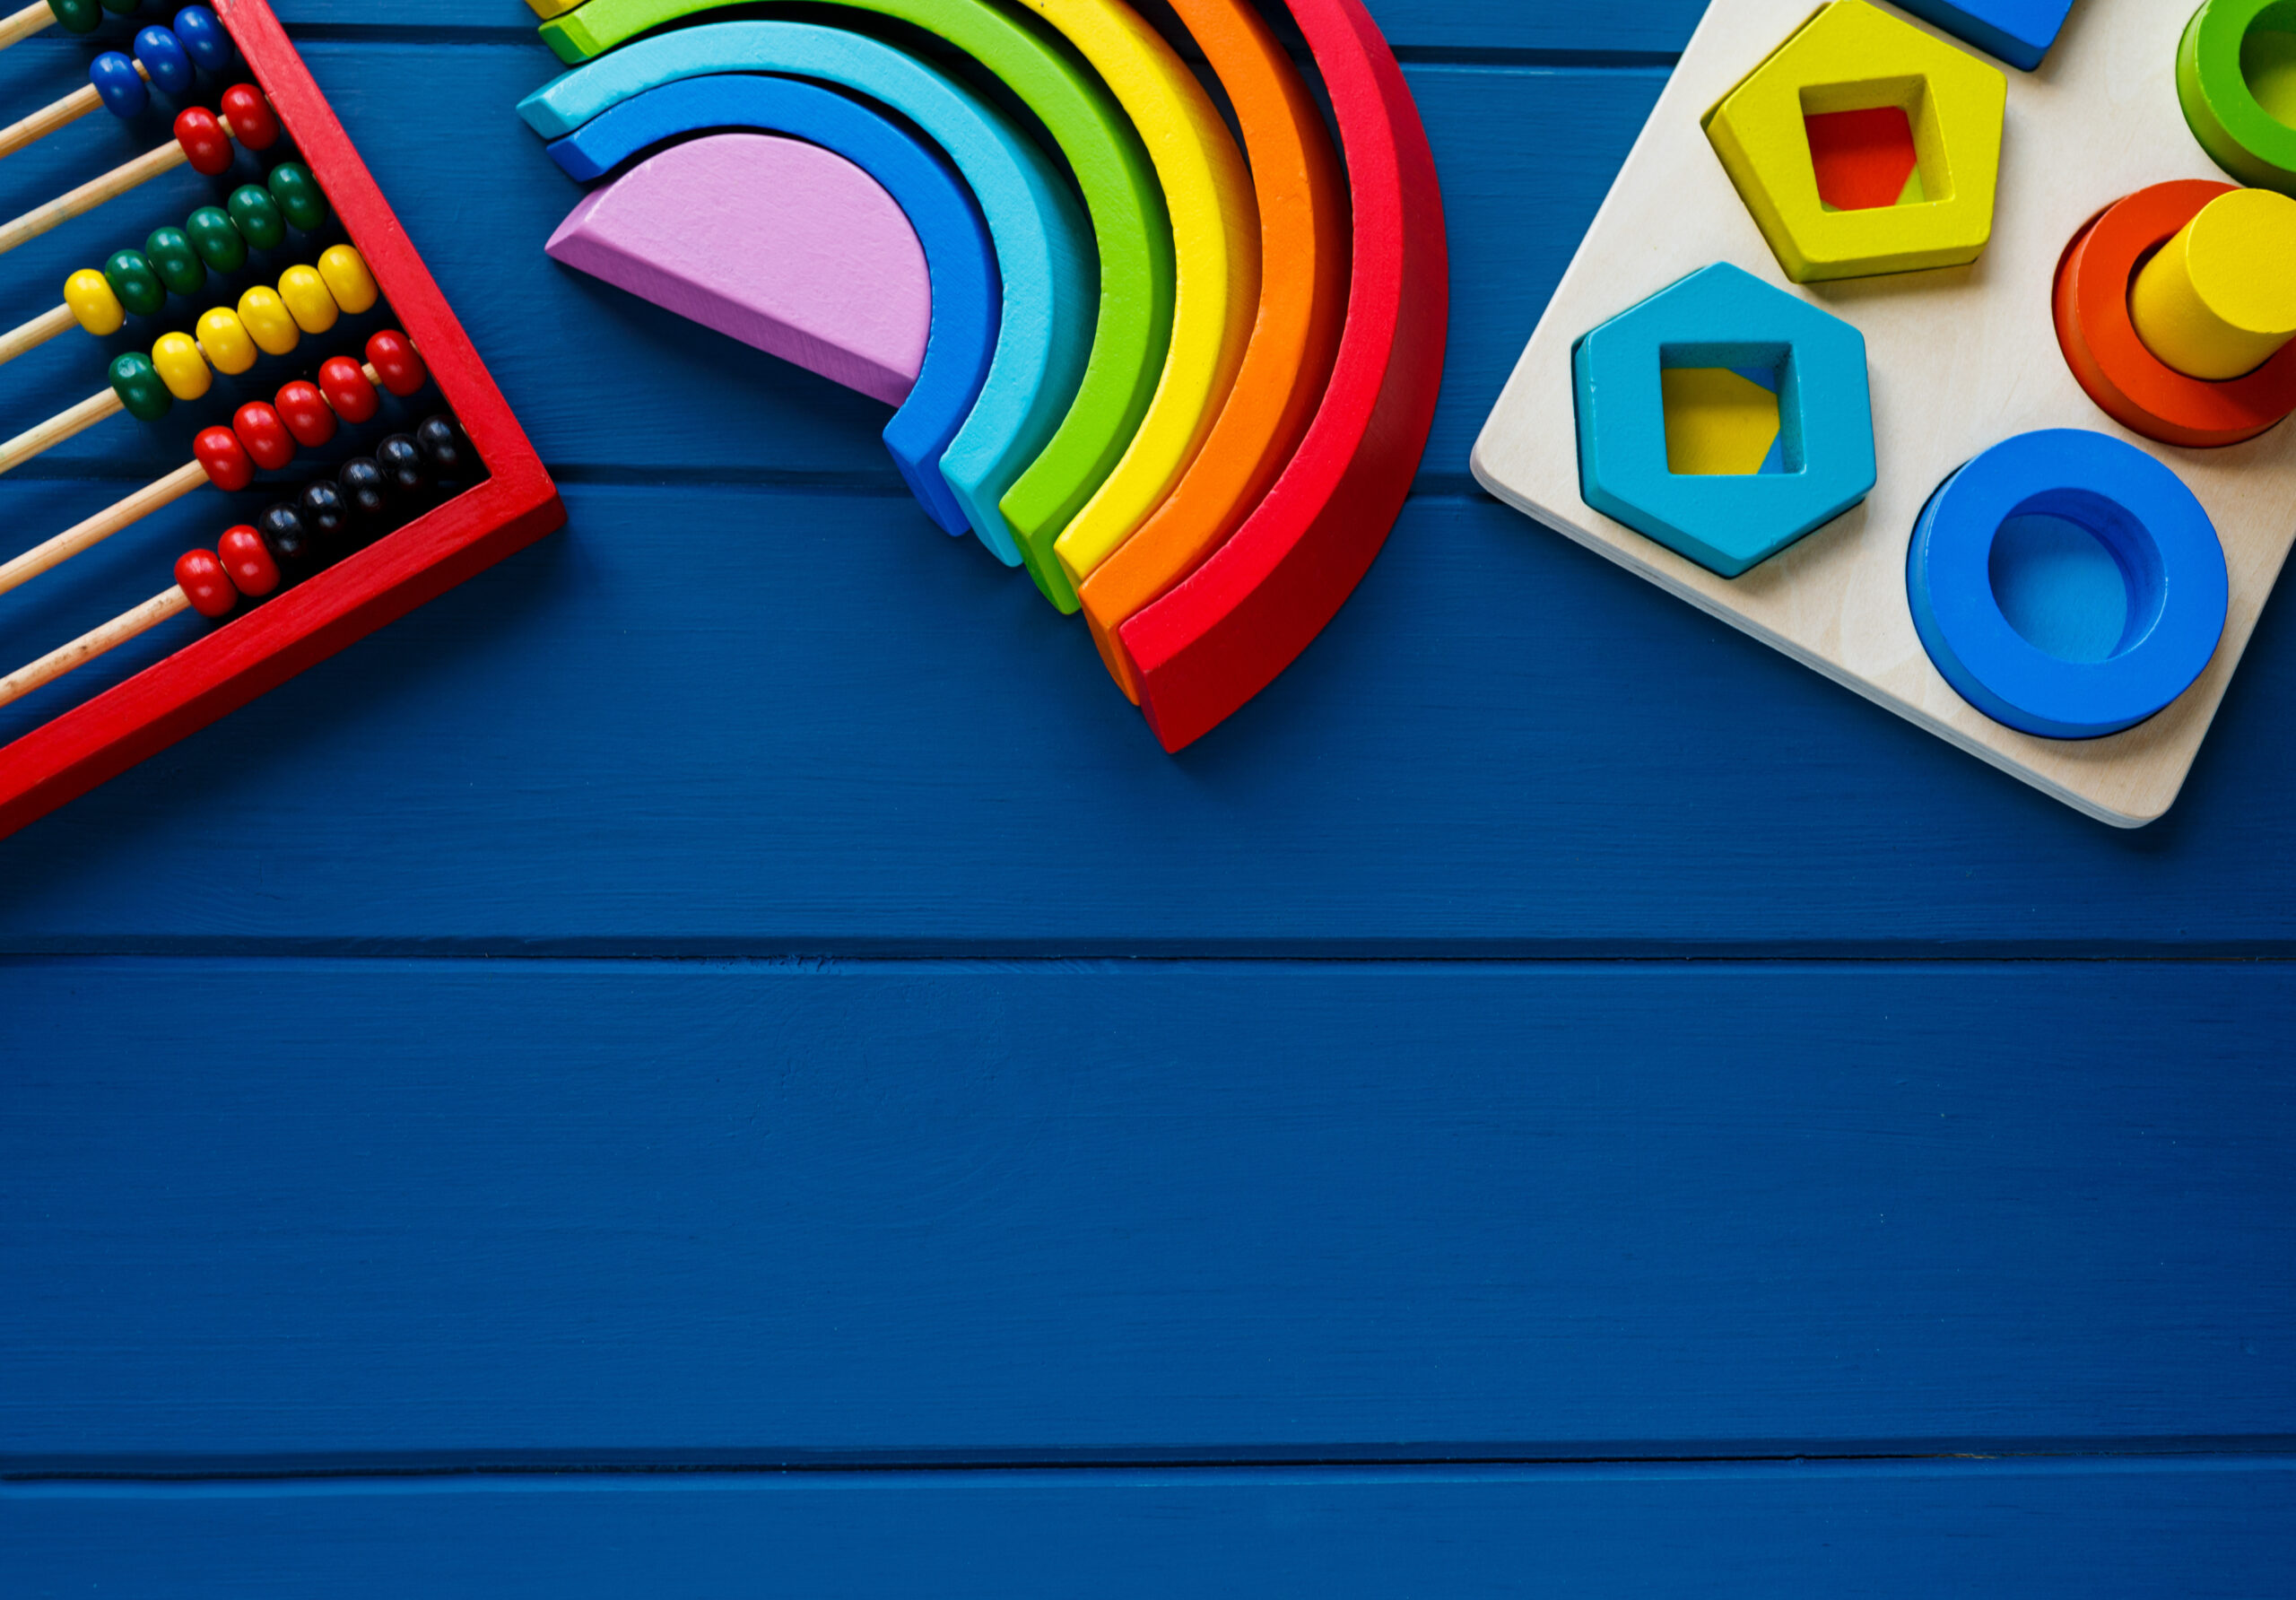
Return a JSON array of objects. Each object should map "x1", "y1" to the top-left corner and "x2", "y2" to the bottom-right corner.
[
  {"x1": 171, "y1": 5, "x2": 232, "y2": 73},
  {"x1": 88, "y1": 52, "x2": 149, "y2": 120},
  {"x1": 133, "y1": 24, "x2": 194, "y2": 94}
]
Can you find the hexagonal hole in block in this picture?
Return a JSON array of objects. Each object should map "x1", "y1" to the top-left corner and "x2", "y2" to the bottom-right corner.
[
  {"x1": 1800, "y1": 76, "x2": 1949, "y2": 211},
  {"x1": 2243, "y1": 2, "x2": 2296, "y2": 130},
  {"x1": 1659, "y1": 342, "x2": 1803, "y2": 476}
]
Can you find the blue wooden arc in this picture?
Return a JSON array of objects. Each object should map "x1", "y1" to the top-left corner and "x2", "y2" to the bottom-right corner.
[
  {"x1": 522, "y1": 24, "x2": 1093, "y2": 570},
  {"x1": 548, "y1": 74, "x2": 1000, "y2": 535}
]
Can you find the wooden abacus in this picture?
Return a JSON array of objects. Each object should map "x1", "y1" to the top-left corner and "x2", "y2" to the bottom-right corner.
[{"x1": 0, "y1": 0, "x2": 561, "y2": 839}]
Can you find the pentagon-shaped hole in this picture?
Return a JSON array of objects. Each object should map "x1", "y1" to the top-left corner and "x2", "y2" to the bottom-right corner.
[
  {"x1": 1658, "y1": 343, "x2": 1802, "y2": 476},
  {"x1": 2242, "y1": 2, "x2": 2296, "y2": 131},
  {"x1": 1987, "y1": 489, "x2": 2166, "y2": 664},
  {"x1": 1799, "y1": 76, "x2": 1949, "y2": 211}
]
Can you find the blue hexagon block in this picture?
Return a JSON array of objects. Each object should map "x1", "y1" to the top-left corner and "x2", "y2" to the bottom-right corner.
[{"x1": 1572, "y1": 263, "x2": 1875, "y2": 578}]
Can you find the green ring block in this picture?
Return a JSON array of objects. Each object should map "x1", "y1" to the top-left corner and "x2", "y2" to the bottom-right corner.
[
  {"x1": 542, "y1": 0, "x2": 1176, "y2": 611},
  {"x1": 2179, "y1": 0, "x2": 2296, "y2": 196}
]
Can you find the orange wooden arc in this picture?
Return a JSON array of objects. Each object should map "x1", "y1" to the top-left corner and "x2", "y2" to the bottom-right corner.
[{"x1": 1076, "y1": 0, "x2": 1348, "y2": 703}]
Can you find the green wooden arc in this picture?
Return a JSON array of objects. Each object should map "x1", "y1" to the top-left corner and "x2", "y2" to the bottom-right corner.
[{"x1": 544, "y1": 0, "x2": 1176, "y2": 584}]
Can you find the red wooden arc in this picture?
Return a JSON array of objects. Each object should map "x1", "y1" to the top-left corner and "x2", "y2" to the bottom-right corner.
[
  {"x1": 1117, "y1": 0, "x2": 1448, "y2": 753},
  {"x1": 0, "y1": 0, "x2": 564, "y2": 839}
]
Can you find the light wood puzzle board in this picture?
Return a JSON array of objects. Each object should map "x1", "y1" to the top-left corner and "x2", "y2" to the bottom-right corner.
[{"x1": 1471, "y1": 0, "x2": 2296, "y2": 826}]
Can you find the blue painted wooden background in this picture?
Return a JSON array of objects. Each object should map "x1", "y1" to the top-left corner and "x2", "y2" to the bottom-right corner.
[{"x1": 2, "y1": 1, "x2": 2291, "y2": 1591}]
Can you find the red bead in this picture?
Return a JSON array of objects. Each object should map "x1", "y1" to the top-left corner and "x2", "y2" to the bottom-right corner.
[
  {"x1": 175, "y1": 548, "x2": 237, "y2": 617},
  {"x1": 216, "y1": 525, "x2": 280, "y2": 597},
  {"x1": 274, "y1": 379, "x2": 337, "y2": 448},
  {"x1": 192, "y1": 425, "x2": 253, "y2": 491},
  {"x1": 218, "y1": 83, "x2": 280, "y2": 152},
  {"x1": 365, "y1": 328, "x2": 427, "y2": 396},
  {"x1": 232, "y1": 401, "x2": 295, "y2": 470},
  {"x1": 317, "y1": 354, "x2": 378, "y2": 424},
  {"x1": 173, "y1": 106, "x2": 233, "y2": 177}
]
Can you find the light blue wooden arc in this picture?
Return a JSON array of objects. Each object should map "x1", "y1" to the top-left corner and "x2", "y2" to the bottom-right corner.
[
  {"x1": 521, "y1": 23, "x2": 1093, "y2": 569},
  {"x1": 547, "y1": 74, "x2": 999, "y2": 538}
]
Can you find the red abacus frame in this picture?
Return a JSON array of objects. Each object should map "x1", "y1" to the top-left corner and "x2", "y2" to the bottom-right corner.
[{"x1": 0, "y1": 0, "x2": 563, "y2": 839}]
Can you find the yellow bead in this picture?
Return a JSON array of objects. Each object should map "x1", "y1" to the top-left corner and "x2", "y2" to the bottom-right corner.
[
  {"x1": 150, "y1": 330, "x2": 213, "y2": 402},
  {"x1": 316, "y1": 245, "x2": 378, "y2": 316},
  {"x1": 276, "y1": 264, "x2": 338, "y2": 335},
  {"x1": 2131, "y1": 188, "x2": 2296, "y2": 381},
  {"x1": 63, "y1": 268, "x2": 125, "y2": 336},
  {"x1": 195, "y1": 306, "x2": 258, "y2": 375},
  {"x1": 236, "y1": 284, "x2": 300, "y2": 356}
]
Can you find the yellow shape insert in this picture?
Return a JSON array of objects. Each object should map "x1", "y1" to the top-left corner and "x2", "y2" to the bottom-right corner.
[
  {"x1": 1661, "y1": 367, "x2": 1782, "y2": 476},
  {"x1": 2131, "y1": 187, "x2": 2296, "y2": 380}
]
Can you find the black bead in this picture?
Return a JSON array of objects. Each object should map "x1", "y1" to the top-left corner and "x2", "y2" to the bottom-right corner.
[
  {"x1": 376, "y1": 433, "x2": 429, "y2": 497},
  {"x1": 300, "y1": 480, "x2": 351, "y2": 544},
  {"x1": 339, "y1": 457, "x2": 392, "y2": 522},
  {"x1": 256, "y1": 502, "x2": 314, "y2": 571},
  {"x1": 414, "y1": 413, "x2": 470, "y2": 480}
]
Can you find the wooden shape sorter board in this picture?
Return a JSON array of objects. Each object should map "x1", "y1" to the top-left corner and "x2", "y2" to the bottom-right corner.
[
  {"x1": 1471, "y1": 0, "x2": 2296, "y2": 826},
  {"x1": 0, "y1": 0, "x2": 561, "y2": 839}
]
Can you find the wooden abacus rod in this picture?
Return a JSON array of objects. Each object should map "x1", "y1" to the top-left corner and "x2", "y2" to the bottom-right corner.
[
  {"x1": 0, "y1": 161, "x2": 332, "y2": 370},
  {"x1": 0, "y1": 412, "x2": 470, "y2": 713},
  {"x1": 0, "y1": 584, "x2": 187, "y2": 711},
  {"x1": 0, "y1": 88, "x2": 281, "y2": 260},
  {"x1": 0, "y1": 62, "x2": 144, "y2": 162},
  {"x1": 0, "y1": 0, "x2": 62, "y2": 53},
  {"x1": 0, "y1": 344, "x2": 407, "y2": 598},
  {"x1": 0, "y1": 246, "x2": 384, "y2": 481},
  {"x1": 0, "y1": 9, "x2": 231, "y2": 161}
]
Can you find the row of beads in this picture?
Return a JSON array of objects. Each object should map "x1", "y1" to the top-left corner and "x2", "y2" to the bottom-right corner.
[
  {"x1": 109, "y1": 248, "x2": 384, "y2": 418},
  {"x1": 46, "y1": 0, "x2": 152, "y2": 38},
  {"x1": 168, "y1": 88, "x2": 281, "y2": 175},
  {"x1": 175, "y1": 413, "x2": 472, "y2": 616},
  {"x1": 63, "y1": 161, "x2": 329, "y2": 335},
  {"x1": 183, "y1": 332, "x2": 430, "y2": 491},
  {"x1": 88, "y1": 5, "x2": 232, "y2": 118}
]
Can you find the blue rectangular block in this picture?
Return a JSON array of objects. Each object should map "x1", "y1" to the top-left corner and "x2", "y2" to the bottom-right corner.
[{"x1": 1893, "y1": 0, "x2": 2078, "y2": 71}]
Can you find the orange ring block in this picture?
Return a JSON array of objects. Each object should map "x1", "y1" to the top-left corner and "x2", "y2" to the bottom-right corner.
[
  {"x1": 2053, "y1": 179, "x2": 2296, "y2": 448},
  {"x1": 1076, "y1": 0, "x2": 1349, "y2": 703}
]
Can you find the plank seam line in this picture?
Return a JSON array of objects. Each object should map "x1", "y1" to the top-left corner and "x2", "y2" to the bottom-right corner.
[{"x1": 1, "y1": 950, "x2": 2292, "y2": 965}]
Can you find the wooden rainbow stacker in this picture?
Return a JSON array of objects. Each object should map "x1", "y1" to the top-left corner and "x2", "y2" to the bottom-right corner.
[{"x1": 0, "y1": 0, "x2": 561, "y2": 839}]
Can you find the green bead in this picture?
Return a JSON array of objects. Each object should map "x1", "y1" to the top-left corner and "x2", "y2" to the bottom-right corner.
[
  {"x1": 265, "y1": 163, "x2": 328, "y2": 232},
  {"x1": 48, "y1": 0, "x2": 102, "y2": 33},
  {"x1": 227, "y1": 185, "x2": 284, "y2": 252},
  {"x1": 143, "y1": 227, "x2": 206, "y2": 297},
  {"x1": 101, "y1": 250, "x2": 166, "y2": 318},
  {"x1": 98, "y1": 0, "x2": 137, "y2": 14},
  {"x1": 108, "y1": 352, "x2": 171, "y2": 422},
  {"x1": 184, "y1": 206, "x2": 248, "y2": 274}
]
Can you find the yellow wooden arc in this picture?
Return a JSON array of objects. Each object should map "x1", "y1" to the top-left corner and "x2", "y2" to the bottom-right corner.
[{"x1": 1025, "y1": 0, "x2": 1259, "y2": 611}]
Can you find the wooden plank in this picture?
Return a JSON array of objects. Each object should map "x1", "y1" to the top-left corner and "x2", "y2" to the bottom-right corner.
[
  {"x1": 3, "y1": 485, "x2": 2295, "y2": 951},
  {"x1": 5, "y1": 1458, "x2": 2293, "y2": 1596},
  {"x1": 3, "y1": 958, "x2": 2291, "y2": 1465}
]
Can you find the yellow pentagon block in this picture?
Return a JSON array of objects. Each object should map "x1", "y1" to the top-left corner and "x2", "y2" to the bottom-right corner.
[
  {"x1": 1661, "y1": 368, "x2": 1782, "y2": 476},
  {"x1": 1702, "y1": 0, "x2": 2005, "y2": 283}
]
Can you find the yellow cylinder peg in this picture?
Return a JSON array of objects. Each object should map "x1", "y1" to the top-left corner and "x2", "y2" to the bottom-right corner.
[
  {"x1": 2130, "y1": 188, "x2": 2296, "y2": 381},
  {"x1": 195, "y1": 307, "x2": 258, "y2": 376},
  {"x1": 236, "y1": 284, "x2": 300, "y2": 357},
  {"x1": 316, "y1": 245, "x2": 378, "y2": 317},
  {"x1": 63, "y1": 269, "x2": 126, "y2": 337},
  {"x1": 276, "y1": 265, "x2": 339, "y2": 335},
  {"x1": 150, "y1": 331, "x2": 213, "y2": 402}
]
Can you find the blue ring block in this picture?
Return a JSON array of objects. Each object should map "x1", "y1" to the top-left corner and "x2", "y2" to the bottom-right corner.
[
  {"x1": 521, "y1": 22, "x2": 1095, "y2": 569},
  {"x1": 1906, "y1": 429, "x2": 2228, "y2": 740},
  {"x1": 548, "y1": 74, "x2": 1000, "y2": 537}
]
